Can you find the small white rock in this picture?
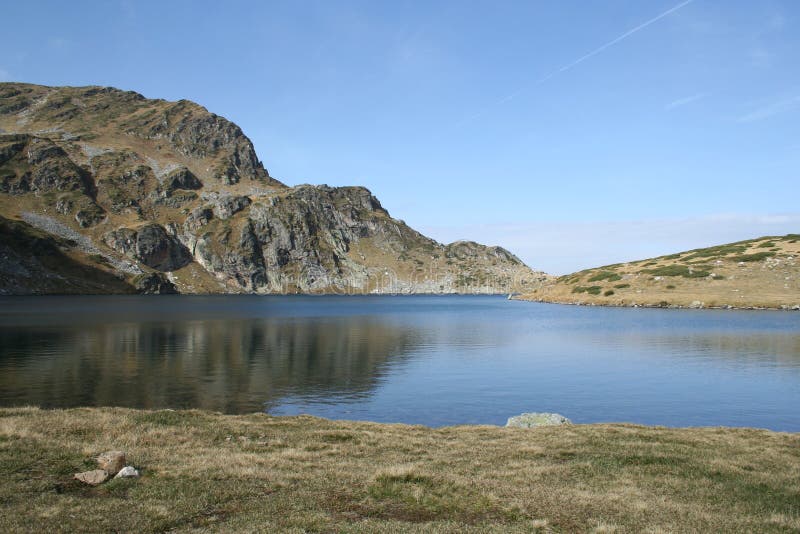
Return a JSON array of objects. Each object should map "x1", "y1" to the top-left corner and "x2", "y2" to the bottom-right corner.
[{"x1": 114, "y1": 466, "x2": 140, "y2": 479}]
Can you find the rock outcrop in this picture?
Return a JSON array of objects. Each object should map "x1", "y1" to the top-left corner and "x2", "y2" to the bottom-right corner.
[
  {"x1": 104, "y1": 223, "x2": 192, "y2": 272},
  {"x1": 0, "y1": 82, "x2": 549, "y2": 295}
]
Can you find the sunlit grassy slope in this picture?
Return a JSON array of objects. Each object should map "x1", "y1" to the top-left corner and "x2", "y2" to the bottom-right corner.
[{"x1": 520, "y1": 234, "x2": 800, "y2": 309}]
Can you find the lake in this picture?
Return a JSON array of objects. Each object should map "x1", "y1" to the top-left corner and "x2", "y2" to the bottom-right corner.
[{"x1": 1, "y1": 295, "x2": 798, "y2": 431}]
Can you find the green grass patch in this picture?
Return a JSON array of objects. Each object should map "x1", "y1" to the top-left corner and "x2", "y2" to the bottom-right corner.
[
  {"x1": 757, "y1": 241, "x2": 776, "y2": 248},
  {"x1": 603, "y1": 290, "x2": 615, "y2": 296},
  {"x1": 133, "y1": 410, "x2": 210, "y2": 427},
  {"x1": 731, "y1": 252, "x2": 775, "y2": 262},
  {"x1": 681, "y1": 243, "x2": 749, "y2": 261},
  {"x1": 587, "y1": 271, "x2": 622, "y2": 283},
  {"x1": 614, "y1": 283, "x2": 630, "y2": 289},
  {"x1": 643, "y1": 265, "x2": 711, "y2": 278},
  {"x1": 572, "y1": 286, "x2": 602, "y2": 295},
  {"x1": 666, "y1": 285, "x2": 676, "y2": 289}
]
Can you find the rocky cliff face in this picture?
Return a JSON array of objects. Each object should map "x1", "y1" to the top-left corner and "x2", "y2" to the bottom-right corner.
[{"x1": 0, "y1": 82, "x2": 548, "y2": 295}]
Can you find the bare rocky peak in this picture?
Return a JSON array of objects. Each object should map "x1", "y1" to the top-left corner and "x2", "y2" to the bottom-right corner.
[
  {"x1": 0, "y1": 82, "x2": 548, "y2": 295},
  {"x1": 0, "y1": 82, "x2": 283, "y2": 187}
]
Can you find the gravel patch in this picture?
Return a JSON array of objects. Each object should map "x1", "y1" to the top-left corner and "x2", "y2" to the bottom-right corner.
[
  {"x1": 146, "y1": 156, "x2": 181, "y2": 181},
  {"x1": 79, "y1": 144, "x2": 113, "y2": 159}
]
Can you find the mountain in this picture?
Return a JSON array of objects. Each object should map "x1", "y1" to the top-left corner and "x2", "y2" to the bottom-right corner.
[
  {"x1": 0, "y1": 82, "x2": 547, "y2": 295},
  {"x1": 518, "y1": 235, "x2": 800, "y2": 309}
]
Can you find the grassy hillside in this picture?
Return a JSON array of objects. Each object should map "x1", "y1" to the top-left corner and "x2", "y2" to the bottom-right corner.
[
  {"x1": 0, "y1": 407, "x2": 798, "y2": 532},
  {"x1": 520, "y1": 234, "x2": 800, "y2": 309}
]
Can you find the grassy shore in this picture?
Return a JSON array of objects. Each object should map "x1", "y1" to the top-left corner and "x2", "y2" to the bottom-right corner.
[
  {"x1": 519, "y1": 234, "x2": 800, "y2": 310},
  {"x1": 1, "y1": 408, "x2": 798, "y2": 533}
]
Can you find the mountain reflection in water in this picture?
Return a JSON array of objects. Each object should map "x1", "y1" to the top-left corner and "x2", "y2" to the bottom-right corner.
[
  {"x1": 0, "y1": 312, "x2": 420, "y2": 413},
  {"x1": 1, "y1": 295, "x2": 799, "y2": 430}
]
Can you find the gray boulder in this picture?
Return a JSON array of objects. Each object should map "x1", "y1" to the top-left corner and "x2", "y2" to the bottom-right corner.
[{"x1": 506, "y1": 412, "x2": 572, "y2": 428}]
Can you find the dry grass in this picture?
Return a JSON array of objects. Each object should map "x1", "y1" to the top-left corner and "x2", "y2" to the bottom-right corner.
[
  {"x1": 520, "y1": 235, "x2": 800, "y2": 309},
  {"x1": 1, "y1": 407, "x2": 798, "y2": 533}
]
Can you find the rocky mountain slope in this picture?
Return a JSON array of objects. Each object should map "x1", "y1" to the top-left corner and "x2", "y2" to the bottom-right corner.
[
  {"x1": 0, "y1": 82, "x2": 547, "y2": 295},
  {"x1": 519, "y1": 235, "x2": 800, "y2": 309}
]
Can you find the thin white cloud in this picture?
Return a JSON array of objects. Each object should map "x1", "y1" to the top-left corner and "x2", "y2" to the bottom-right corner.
[
  {"x1": 737, "y1": 95, "x2": 800, "y2": 123},
  {"x1": 420, "y1": 213, "x2": 800, "y2": 274},
  {"x1": 0, "y1": 68, "x2": 10, "y2": 82},
  {"x1": 455, "y1": 0, "x2": 695, "y2": 128},
  {"x1": 665, "y1": 92, "x2": 708, "y2": 110}
]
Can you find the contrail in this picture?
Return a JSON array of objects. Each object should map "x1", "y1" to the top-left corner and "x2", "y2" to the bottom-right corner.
[{"x1": 454, "y1": 0, "x2": 695, "y2": 128}]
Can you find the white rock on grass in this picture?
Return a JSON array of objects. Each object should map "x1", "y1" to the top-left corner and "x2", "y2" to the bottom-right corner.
[
  {"x1": 506, "y1": 413, "x2": 572, "y2": 428},
  {"x1": 114, "y1": 466, "x2": 140, "y2": 479}
]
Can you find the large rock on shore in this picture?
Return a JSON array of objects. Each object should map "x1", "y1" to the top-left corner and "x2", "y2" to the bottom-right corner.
[{"x1": 506, "y1": 413, "x2": 572, "y2": 428}]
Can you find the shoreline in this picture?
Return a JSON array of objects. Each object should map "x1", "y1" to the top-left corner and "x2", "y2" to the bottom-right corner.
[
  {"x1": 2, "y1": 405, "x2": 797, "y2": 433},
  {"x1": 3, "y1": 291, "x2": 798, "y2": 311},
  {"x1": 514, "y1": 296, "x2": 800, "y2": 311}
]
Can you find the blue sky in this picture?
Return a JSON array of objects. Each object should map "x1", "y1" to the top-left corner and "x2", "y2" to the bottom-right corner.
[{"x1": 1, "y1": 0, "x2": 798, "y2": 273}]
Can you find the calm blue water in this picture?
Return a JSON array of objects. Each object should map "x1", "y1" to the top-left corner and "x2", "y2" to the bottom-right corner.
[{"x1": 0, "y1": 295, "x2": 798, "y2": 430}]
